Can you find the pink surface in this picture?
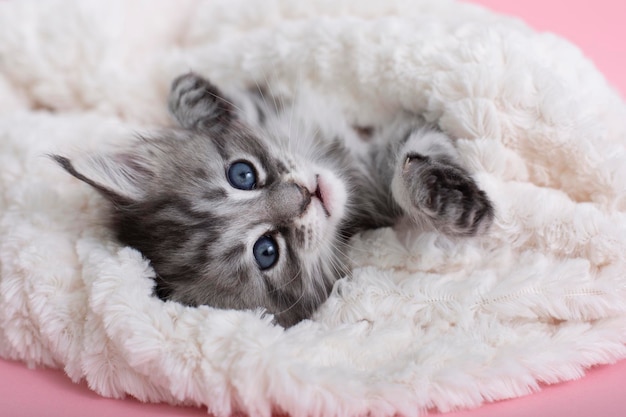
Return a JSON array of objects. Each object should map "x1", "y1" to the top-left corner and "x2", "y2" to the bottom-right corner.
[
  {"x1": 0, "y1": 359, "x2": 204, "y2": 417},
  {"x1": 470, "y1": 0, "x2": 626, "y2": 97},
  {"x1": 2, "y1": 357, "x2": 626, "y2": 417},
  {"x1": 3, "y1": 1, "x2": 626, "y2": 416}
]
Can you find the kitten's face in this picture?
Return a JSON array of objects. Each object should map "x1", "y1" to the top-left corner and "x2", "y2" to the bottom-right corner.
[{"x1": 55, "y1": 119, "x2": 350, "y2": 327}]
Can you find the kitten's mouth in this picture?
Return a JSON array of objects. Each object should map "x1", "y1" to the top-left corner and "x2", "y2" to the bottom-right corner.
[{"x1": 314, "y1": 175, "x2": 331, "y2": 218}]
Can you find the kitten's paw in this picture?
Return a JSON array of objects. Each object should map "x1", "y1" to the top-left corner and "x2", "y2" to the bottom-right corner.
[
  {"x1": 403, "y1": 153, "x2": 494, "y2": 236},
  {"x1": 168, "y1": 72, "x2": 232, "y2": 129}
]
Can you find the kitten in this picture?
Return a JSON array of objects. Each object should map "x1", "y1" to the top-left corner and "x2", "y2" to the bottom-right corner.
[{"x1": 53, "y1": 73, "x2": 494, "y2": 327}]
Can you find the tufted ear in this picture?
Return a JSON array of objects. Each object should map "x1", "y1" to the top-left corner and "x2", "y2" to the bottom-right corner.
[
  {"x1": 167, "y1": 72, "x2": 235, "y2": 131},
  {"x1": 52, "y1": 151, "x2": 155, "y2": 205}
]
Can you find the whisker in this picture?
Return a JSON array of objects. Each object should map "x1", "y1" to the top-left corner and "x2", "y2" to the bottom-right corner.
[
  {"x1": 204, "y1": 90, "x2": 246, "y2": 116},
  {"x1": 269, "y1": 267, "x2": 302, "y2": 293},
  {"x1": 276, "y1": 290, "x2": 306, "y2": 317}
]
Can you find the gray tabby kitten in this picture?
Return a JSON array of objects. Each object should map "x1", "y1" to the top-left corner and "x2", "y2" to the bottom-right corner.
[{"x1": 53, "y1": 73, "x2": 494, "y2": 327}]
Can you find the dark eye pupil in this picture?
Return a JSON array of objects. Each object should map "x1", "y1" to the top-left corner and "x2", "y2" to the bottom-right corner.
[
  {"x1": 227, "y1": 161, "x2": 256, "y2": 190},
  {"x1": 253, "y1": 236, "x2": 278, "y2": 270}
]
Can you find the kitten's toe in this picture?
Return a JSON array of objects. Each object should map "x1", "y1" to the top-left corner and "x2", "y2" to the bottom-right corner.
[
  {"x1": 168, "y1": 72, "x2": 232, "y2": 130},
  {"x1": 169, "y1": 73, "x2": 212, "y2": 113},
  {"x1": 453, "y1": 188, "x2": 494, "y2": 236},
  {"x1": 170, "y1": 72, "x2": 199, "y2": 93},
  {"x1": 403, "y1": 154, "x2": 494, "y2": 236}
]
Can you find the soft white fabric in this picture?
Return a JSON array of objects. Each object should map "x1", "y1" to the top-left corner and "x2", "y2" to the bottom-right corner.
[{"x1": 2, "y1": 0, "x2": 626, "y2": 415}]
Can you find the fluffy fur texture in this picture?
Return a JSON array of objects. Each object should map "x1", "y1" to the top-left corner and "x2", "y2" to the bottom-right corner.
[
  {"x1": 2, "y1": 0, "x2": 626, "y2": 416},
  {"x1": 53, "y1": 72, "x2": 494, "y2": 327}
]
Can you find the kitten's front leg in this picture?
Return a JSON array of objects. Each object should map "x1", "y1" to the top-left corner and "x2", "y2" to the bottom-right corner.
[{"x1": 391, "y1": 127, "x2": 494, "y2": 237}]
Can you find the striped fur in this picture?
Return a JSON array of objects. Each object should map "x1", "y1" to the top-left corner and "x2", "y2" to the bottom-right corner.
[{"x1": 54, "y1": 73, "x2": 494, "y2": 327}]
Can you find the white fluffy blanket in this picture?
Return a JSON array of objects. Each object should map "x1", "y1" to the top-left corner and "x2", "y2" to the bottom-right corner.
[{"x1": 2, "y1": 1, "x2": 626, "y2": 415}]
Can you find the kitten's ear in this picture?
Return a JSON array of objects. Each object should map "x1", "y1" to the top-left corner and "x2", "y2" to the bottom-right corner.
[
  {"x1": 168, "y1": 72, "x2": 235, "y2": 131},
  {"x1": 52, "y1": 152, "x2": 154, "y2": 205}
]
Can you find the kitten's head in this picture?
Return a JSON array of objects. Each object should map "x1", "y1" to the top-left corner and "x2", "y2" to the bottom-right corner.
[{"x1": 53, "y1": 76, "x2": 351, "y2": 327}]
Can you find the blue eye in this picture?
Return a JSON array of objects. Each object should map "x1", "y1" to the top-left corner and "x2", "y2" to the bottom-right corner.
[
  {"x1": 227, "y1": 161, "x2": 256, "y2": 190},
  {"x1": 253, "y1": 236, "x2": 278, "y2": 270}
]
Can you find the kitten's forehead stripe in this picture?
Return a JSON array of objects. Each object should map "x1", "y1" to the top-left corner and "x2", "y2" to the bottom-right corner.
[
  {"x1": 203, "y1": 188, "x2": 227, "y2": 201},
  {"x1": 222, "y1": 243, "x2": 246, "y2": 268},
  {"x1": 156, "y1": 197, "x2": 217, "y2": 224},
  {"x1": 193, "y1": 168, "x2": 208, "y2": 179},
  {"x1": 275, "y1": 160, "x2": 289, "y2": 175},
  {"x1": 211, "y1": 134, "x2": 230, "y2": 161}
]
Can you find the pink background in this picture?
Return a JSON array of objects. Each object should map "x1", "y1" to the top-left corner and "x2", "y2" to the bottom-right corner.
[
  {"x1": 2, "y1": 1, "x2": 625, "y2": 416},
  {"x1": 473, "y1": 0, "x2": 626, "y2": 97}
]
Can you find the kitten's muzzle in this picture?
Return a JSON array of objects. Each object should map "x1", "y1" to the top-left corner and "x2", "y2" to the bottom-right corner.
[{"x1": 267, "y1": 182, "x2": 311, "y2": 222}]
